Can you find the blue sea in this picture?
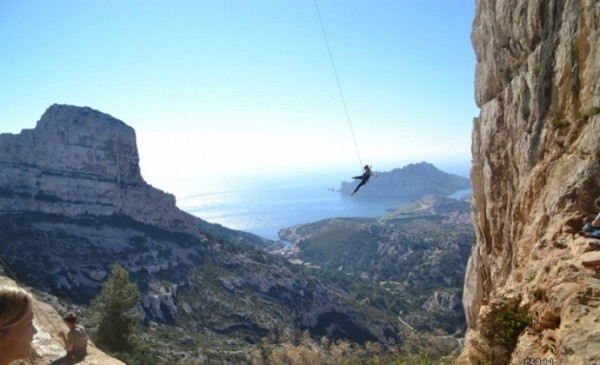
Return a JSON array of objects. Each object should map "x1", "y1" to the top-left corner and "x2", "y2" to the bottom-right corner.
[
  {"x1": 175, "y1": 173, "x2": 411, "y2": 241},
  {"x1": 175, "y1": 172, "x2": 471, "y2": 241}
]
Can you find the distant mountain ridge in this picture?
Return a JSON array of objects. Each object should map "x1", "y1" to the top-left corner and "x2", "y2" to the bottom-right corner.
[{"x1": 340, "y1": 162, "x2": 471, "y2": 197}]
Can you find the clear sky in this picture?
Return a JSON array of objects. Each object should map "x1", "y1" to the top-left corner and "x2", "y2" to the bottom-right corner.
[{"x1": 0, "y1": 0, "x2": 478, "y2": 194}]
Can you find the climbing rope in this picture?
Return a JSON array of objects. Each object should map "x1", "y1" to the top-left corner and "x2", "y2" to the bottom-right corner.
[{"x1": 312, "y1": 0, "x2": 364, "y2": 169}]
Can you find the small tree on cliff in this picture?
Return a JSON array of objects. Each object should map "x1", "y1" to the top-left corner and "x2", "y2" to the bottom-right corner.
[{"x1": 89, "y1": 262, "x2": 141, "y2": 352}]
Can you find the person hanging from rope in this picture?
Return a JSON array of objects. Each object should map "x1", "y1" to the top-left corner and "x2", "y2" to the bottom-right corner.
[
  {"x1": 351, "y1": 165, "x2": 376, "y2": 196},
  {"x1": 48, "y1": 311, "x2": 88, "y2": 365},
  {"x1": 0, "y1": 285, "x2": 37, "y2": 365}
]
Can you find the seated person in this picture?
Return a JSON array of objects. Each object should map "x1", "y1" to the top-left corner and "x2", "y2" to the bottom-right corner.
[
  {"x1": 48, "y1": 312, "x2": 88, "y2": 365},
  {"x1": 582, "y1": 197, "x2": 600, "y2": 238}
]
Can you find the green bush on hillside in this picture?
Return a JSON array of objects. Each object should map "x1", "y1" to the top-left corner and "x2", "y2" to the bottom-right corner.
[{"x1": 88, "y1": 262, "x2": 142, "y2": 352}]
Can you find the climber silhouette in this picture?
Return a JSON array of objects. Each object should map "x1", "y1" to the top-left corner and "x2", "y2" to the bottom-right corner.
[{"x1": 351, "y1": 165, "x2": 376, "y2": 196}]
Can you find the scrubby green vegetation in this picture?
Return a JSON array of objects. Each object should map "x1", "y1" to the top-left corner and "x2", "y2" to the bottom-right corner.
[
  {"x1": 283, "y1": 210, "x2": 472, "y2": 334},
  {"x1": 89, "y1": 262, "x2": 141, "y2": 352},
  {"x1": 106, "y1": 328, "x2": 458, "y2": 364},
  {"x1": 551, "y1": 118, "x2": 569, "y2": 129},
  {"x1": 578, "y1": 105, "x2": 600, "y2": 121},
  {"x1": 2, "y1": 194, "x2": 472, "y2": 364},
  {"x1": 520, "y1": 103, "x2": 531, "y2": 120},
  {"x1": 492, "y1": 308, "x2": 532, "y2": 350},
  {"x1": 245, "y1": 331, "x2": 456, "y2": 365}
]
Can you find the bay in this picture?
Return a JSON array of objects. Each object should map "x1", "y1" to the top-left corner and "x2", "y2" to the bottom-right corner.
[{"x1": 176, "y1": 173, "x2": 413, "y2": 241}]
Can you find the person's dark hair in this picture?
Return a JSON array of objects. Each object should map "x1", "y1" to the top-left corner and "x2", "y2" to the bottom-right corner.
[
  {"x1": 63, "y1": 311, "x2": 77, "y2": 323},
  {"x1": 364, "y1": 165, "x2": 369, "y2": 170}
]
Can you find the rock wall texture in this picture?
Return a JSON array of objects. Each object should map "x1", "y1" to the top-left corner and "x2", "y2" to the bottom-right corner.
[
  {"x1": 0, "y1": 104, "x2": 201, "y2": 235},
  {"x1": 458, "y1": 1, "x2": 600, "y2": 364}
]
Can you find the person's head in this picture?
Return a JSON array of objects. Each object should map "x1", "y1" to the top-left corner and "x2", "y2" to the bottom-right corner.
[
  {"x1": 364, "y1": 165, "x2": 370, "y2": 170},
  {"x1": 595, "y1": 197, "x2": 600, "y2": 209},
  {"x1": 0, "y1": 286, "x2": 37, "y2": 365},
  {"x1": 63, "y1": 311, "x2": 77, "y2": 328}
]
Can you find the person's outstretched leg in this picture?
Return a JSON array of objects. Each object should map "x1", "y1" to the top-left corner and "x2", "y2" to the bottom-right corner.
[{"x1": 351, "y1": 179, "x2": 367, "y2": 196}]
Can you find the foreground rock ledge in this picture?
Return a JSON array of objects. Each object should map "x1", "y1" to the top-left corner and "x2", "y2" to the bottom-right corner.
[{"x1": 0, "y1": 276, "x2": 124, "y2": 365}]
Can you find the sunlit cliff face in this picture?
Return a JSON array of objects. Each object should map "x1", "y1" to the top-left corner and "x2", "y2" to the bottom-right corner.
[{"x1": 458, "y1": 0, "x2": 600, "y2": 364}]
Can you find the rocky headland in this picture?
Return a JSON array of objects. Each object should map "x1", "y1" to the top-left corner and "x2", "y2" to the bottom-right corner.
[{"x1": 339, "y1": 162, "x2": 471, "y2": 197}]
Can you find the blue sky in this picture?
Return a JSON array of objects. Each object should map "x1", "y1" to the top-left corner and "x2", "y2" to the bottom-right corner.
[{"x1": 1, "y1": 0, "x2": 477, "y2": 193}]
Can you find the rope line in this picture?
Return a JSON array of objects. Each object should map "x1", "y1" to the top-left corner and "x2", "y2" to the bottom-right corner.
[
  {"x1": 0, "y1": 255, "x2": 21, "y2": 288},
  {"x1": 312, "y1": 0, "x2": 364, "y2": 169}
]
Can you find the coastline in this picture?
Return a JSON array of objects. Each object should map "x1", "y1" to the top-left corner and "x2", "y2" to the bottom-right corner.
[{"x1": 180, "y1": 175, "x2": 472, "y2": 241}]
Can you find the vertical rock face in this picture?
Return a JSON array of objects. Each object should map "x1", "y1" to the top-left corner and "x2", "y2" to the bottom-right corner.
[
  {"x1": 459, "y1": 1, "x2": 600, "y2": 364},
  {"x1": 0, "y1": 104, "x2": 200, "y2": 235},
  {"x1": 1, "y1": 104, "x2": 142, "y2": 182}
]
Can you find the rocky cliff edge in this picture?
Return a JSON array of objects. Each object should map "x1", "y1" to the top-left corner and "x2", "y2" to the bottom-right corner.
[
  {"x1": 458, "y1": 1, "x2": 600, "y2": 364},
  {"x1": 0, "y1": 276, "x2": 124, "y2": 365}
]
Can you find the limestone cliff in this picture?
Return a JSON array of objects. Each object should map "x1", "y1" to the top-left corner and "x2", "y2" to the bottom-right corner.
[
  {"x1": 0, "y1": 276, "x2": 124, "y2": 365},
  {"x1": 459, "y1": 1, "x2": 600, "y2": 364},
  {"x1": 0, "y1": 104, "x2": 201, "y2": 235}
]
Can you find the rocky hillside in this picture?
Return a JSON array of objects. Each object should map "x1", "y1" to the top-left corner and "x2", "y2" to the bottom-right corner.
[
  {"x1": 0, "y1": 105, "x2": 397, "y2": 359},
  {"x1": 339, "y1": 162, "x2": 470, "y2": 197},
  {"x1": 458, "y1": 1, "x2": 600, "y2": 364},
  {"x1": 0, "y1": 276, "x2": 124, "y2": 365},
  {"x1": 274, "y1": 195, "x2": 473, "y2": 337}
]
